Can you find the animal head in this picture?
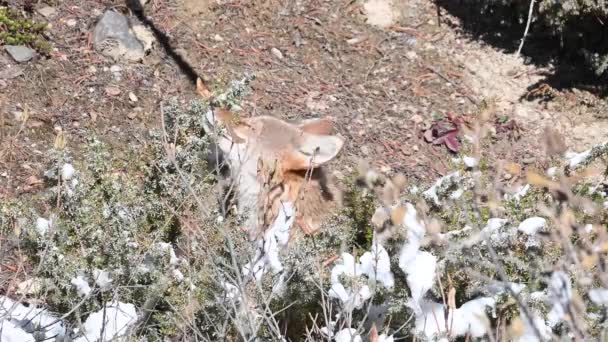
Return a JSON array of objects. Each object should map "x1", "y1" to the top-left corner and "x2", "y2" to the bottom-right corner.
[{"x1": 203, "y1": 108, "x2": 345, "y2": 239}]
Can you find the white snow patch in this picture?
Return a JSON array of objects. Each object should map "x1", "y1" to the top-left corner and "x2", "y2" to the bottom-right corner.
[
  {"x1": 360, "y1": 243, "x2": 394, "y2": 289},
  {"x1": 172, "y1": 269, "x2": 184, "y2": 282},
  {"x1": 398, "y1": 204, "x2": 437, "y2": 311},
  {"x1": 155, "y1": 242, "x2": 180, "y2": 265},
  {"x1": 329, "y1": 242, "x2": 394, "y2": 309},
  {"x1": 93, "y1": 269, "x2": 113, "y2": 290},
  {"x1": 61, "y1": 163, "x2": 75, "y2": 180},
  {"x1": 334, "y1": 328, "x2": 362, "y2": 342},
  {"x1": 422, "y1": 172, "x2": 460, "y2": 205},
  {"x1": 505, "y1": 184, "x2": 530, "y2": 201},
  {"x1": 71, "y1": 276, "x2": 91, "y2": 296},
  {"x1": 0, "y1": 296, "x2": 66, "y2": 340},
  {"x1": 242, "y1": 202, "x2": 295, "y2": 281},
  {"x1": 75, "y1": 301, "x2": 137, "y2": 342},
  {"x1": 518, "y1": 217, "x2": 546, "y2": 235},
  {"x1": 35, "y1": 217, "x2": 51, "y2": 235},
  {"x1": 221, "y1": 282, "x2": 241, "y2": 302},
  {"x1": 0, "y1": 319, "x2": 35, "y2": 342},
  {"x1": 589, "y1": 288, "x2": 608, "y2": 306},
  {"x1": 547, "y1": 271, "x2": 572, "y2": 327},
  {"x1": 329, "y1": 282, "x2": 371, "y2": 309},
  {"x1": 414, "y1": 297, "x2": 496, "y2": 339},
  {"x1": 449, "y1": 188, "x2": 464, "y2": 199},
  {"x1": 463, "y1": 156, "x2": 478, "y2": 168},
  {"x1": 378, "y1": 334, "x2": 394, "y2": 342},
  {"x1": 567, "y1": 149, "x2": 591, "y2": 168}
]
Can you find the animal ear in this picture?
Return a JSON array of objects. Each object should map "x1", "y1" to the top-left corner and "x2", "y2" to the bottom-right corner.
[
  {"x1": 299, "y1": 118, "x2": 335, "y2": 135},
  {"x1": 283, "y1": 133, "x2": 344, "y2": 170}
]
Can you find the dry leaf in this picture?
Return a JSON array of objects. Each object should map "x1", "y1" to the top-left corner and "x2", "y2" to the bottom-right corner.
[
  {"x1": 196, "y1": 77, "x2": 212, "y2": 99},
  {"x1": 447, "y1": 285, "x2": 456, "y2": 310},
  {"x1": 504, "y1": 162, "x2": 521, "y2": 175},
  {"x1": 128, "y1": 92, "x2": 138, "y2": 102},
  {"x1": 25, "y1": 175, "x2": 43, "y2": 186},
  {"x1": 581, "y1": 253, "x2": 598, "y2": 270},
  {"x1": 104, "y1": 86, "x2": 121, "y2": 96},
  {"x1": 54, "y1": 130, "x2": 66, "y2": 150}
]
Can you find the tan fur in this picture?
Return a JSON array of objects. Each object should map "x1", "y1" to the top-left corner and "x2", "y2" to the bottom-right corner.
[{"x1": 203, "y1": 109, "x2": 344, "y2": 238}]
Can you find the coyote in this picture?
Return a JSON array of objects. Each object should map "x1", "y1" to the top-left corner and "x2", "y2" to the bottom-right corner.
[{"x1": 202, "y1": 105, "x2": 345, "y2": 240}]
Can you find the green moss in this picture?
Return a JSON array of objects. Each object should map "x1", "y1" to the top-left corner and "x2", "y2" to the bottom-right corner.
[{"x1": 0, "y1": 7, "x2": 51, "y2": 54}]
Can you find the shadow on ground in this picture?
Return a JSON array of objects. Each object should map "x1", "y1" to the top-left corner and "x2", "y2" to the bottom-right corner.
[{"x1": 437, "y1": 0, "x2": 608, "y2": 97}]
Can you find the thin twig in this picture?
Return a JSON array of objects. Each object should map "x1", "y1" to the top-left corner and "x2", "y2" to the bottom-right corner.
[{"x1": 516, "y1": 0, "x2": 536, "y2": 58}]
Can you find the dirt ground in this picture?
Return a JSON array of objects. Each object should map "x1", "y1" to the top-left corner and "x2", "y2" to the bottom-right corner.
[{"x1": 1, "y1": 0, "x2": 607, "y2": 200}]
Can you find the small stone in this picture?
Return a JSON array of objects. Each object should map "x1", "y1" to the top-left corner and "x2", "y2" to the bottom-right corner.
[
  {"x1": 504, "y1": 173, "x2": 513, "y2": 180},
  {"x1": 110, "y1": 65, "x2": 122, "y2": 73},
  {"x1": 212, "y1": 34, "x2": 224, "y2": 42},
  {"x1": 410, "y1": 114, "x2": 423, "y2": 124},
  {"x1": 36, "y1": 6, "x2": 57, "y2": 18},
  {"x1": 346, "y1": 36, "x2": 366, "y2": 45},
  {"x1": 522, "y1": 157, "x2": 536, "y2": 165},
  {"x1": 105, "y1": 86, "x2": 121, "y2": 96},
  {"x1": 405, "y1": 51, "x2": 417, "y2": 60},
  {"x1": 5, "y1": 45, "x2": 36, "y2": 63},
  {"x1": 66, "y1": 18, "x2": 77, "y2": 27},
  {"x1": 93, "y1": 10, "x2": 145, "y2": 62},
  {"x1": 0, "y1": 65, "x2": 24, "y2": 79},
  {"x1": 518, "y1": 217, "x2": 546, "y2": 235},
  {"x1": 131, "y1": 24, "x2": 154, "y2": 52},
  {"x1": 293, "y1": 30, "x2": 303, "y2": 47},
  {"x1": 127, "y1": 111, "x2": 137, "y2": 119},
  {"x1": 128, "y1": 92, "x2": 138, "y2": 102},
  {"x1": 271, "y1": 47, "x2": 284, "y2": 59},
  {"x1": 463, "y1": 156, "x2": 478, "y2": 168},
  {"x1": 13, "y1": 110, "x2": 23, "y2": 121},
  {"x1": 61, "y1": 164, "x2": 75, "y2": 180},
  {"x1": 86, "y1": 65, "x2": 97, "y2": 74}
]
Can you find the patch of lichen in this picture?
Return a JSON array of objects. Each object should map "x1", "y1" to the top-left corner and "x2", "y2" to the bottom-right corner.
[{"x1": 0, "y1": 6, "x2": 51, "y2": 54}]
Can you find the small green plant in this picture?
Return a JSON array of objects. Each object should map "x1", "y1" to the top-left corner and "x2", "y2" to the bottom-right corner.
[{"x1": 0, "y1": 6, "x2": 51, "y2": 54}]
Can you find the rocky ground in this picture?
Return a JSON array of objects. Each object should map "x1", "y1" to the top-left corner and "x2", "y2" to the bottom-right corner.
[
  {"x1": 1, "y1": 0, "x2": 607, "y2": 201},
  {"x1": 1, "y1": 0, "x2": 608, "y2": 340}
]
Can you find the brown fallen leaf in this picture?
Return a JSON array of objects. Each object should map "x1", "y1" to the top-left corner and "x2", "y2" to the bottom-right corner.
[
  {"x1": 25, "y1": 175, "x2": 44, "y2": 186},
  {"x1": 105, "y1": 86, "x2": 121, "y2": 96}
]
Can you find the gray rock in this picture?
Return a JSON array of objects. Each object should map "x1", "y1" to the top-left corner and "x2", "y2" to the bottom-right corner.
[
  {"x1": 0, "y1": 65, "x2": 24, "y2": 79},
  {"x1": 36, "y1": 6, "x2": 57, "y2": 18},
  {"x1": 5, "y1": 45, "x2": 36, "y2": 63},
  {"x1": 93, "y1": 11, "x2": 144, "y2": 62}
]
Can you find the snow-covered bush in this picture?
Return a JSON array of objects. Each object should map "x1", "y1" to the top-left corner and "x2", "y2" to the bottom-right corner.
[{"x1": 1, "y1": 75, "x2": 607, "y2": 341}]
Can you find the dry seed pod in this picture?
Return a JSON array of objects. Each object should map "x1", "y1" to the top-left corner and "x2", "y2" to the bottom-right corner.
[{"x1": 371, "y1": 207, "x2": 390, "y2": 229}]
